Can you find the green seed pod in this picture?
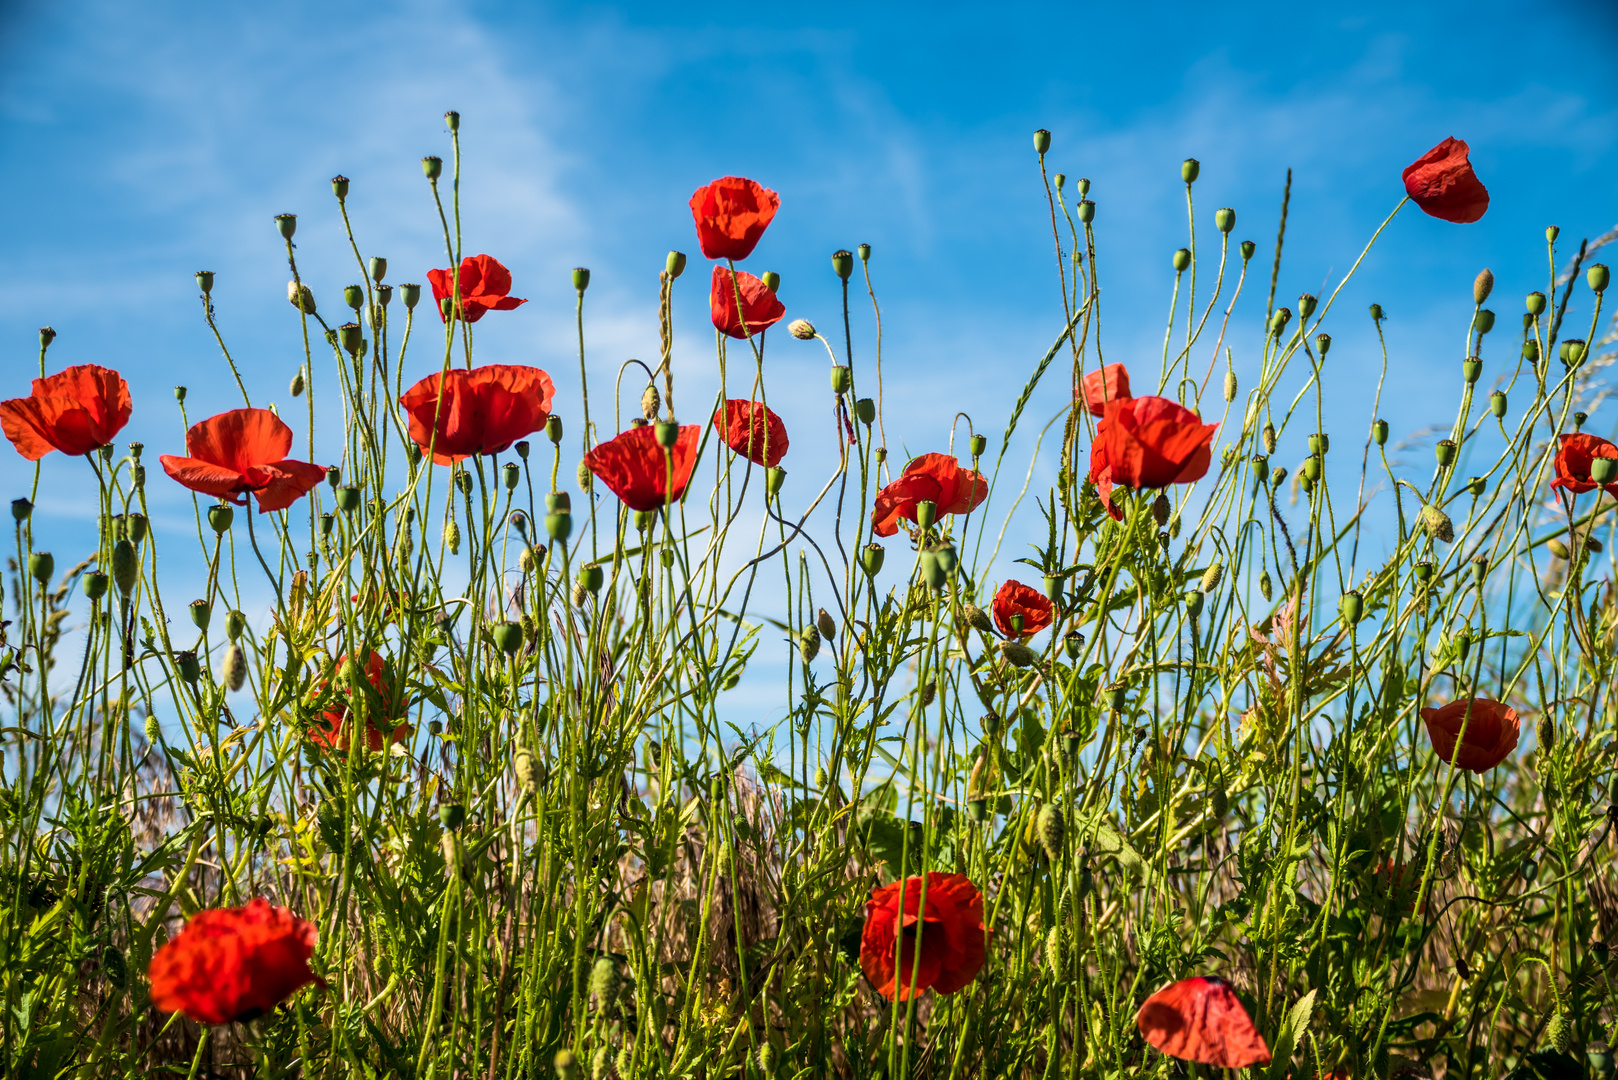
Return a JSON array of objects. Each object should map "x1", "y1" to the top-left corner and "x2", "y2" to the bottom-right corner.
[
  {"x1": 571, "y1": 267, "x2": 591, "y2": 294},
  {"x1": 1490, "y1": 391, "x2": 1507, "y2": 419},
  {"x1": 861, "y1": 542, "x2": 884, "y2": 576},
  {"x1": 395, "y1": 282, "x2": 419, "y2": 310},
  {"x1": 287, "y1": 280, "x2": 317, "y2": 315},
  {"x1": 83, "y1": 571, "x2": 108, "y2": 601},
  {"x1": 1045, "y1": 924, "x2": 1068, "y2": 979},
  {"x1": 290, "y1": 368, "x2": 306, "y2": 397},
  {"x1": 1000, "y1": 641, "x2": 1037, "y2": 668},
  {"x1": 589, "y1": 956, "x2": 621, "y2": 1008},
  {"x1": 189, "y1": 599, "x2": 212, "y2": 631},
  {"x1": 1564, "y1": 339, "x2": 1588, "y2": 367},
  {"x1": 207, "y1": 503, "x2": 234, "y2": 533},
  {"x1": 579, "y1": 564, "x2": 603, "y2": 594},
  {"x1": 421, "y1": 156, "x2": 443, "y2": 180},
  {"x1": 1435, "y1": 439, "x2": 1457, "y2": 467},
  {"x1": 914, "y1": 499, "x2": 937, "y2": 530},
  {"x1": 1315, "y1": 333, "x2": 1331, "y2": 357},
  {"x1": 1421, "y1": 504, "x2": 1454, "y2": 543},
  {"x1": 1064, "y1": 629, "x2": 1083, "y2": 660},
  {"x1": 444, "y1": 519, "x2": 462, "y2": 553},
  {"x1": 519, "y1": 545, "x2": 545, "y2": 573},
  {"x1": 1033, "y1": 129, "x2": 1052, "y2": 155},
  {"x1": 1152, "y1": 493, "x2": 1170, "y2": 527},
  {"x1": 617, "y1": 1046, "x2": 635, "y2": 1080},
  {"x1": 1077, "y1": 200, "x2": 1095, "y2": 224},
  {"x1": 799, "y1": 624, "x2": 820, "y2": 663},
  {"x1": 1259, "y1": 570, "x2": 1273, "y2": 601},
  {"x1": 830, "y1": 366, "x2": 852, "y2": 394},
  {"x1": 760, "y1": 270, "x2": 780, "y2": 292},
  {"x1": 1473, "y1": 310, "x2": 1495, "y2": 335},
  {"x1": 1309, "y1": 433, "x2": 1329, "y2": 455},
  {"x1": 758, "y1": 1042, "x2": 777, "y2": 1078},
  {"x1": 176, "y1": 650, "x2": 201, "y2": 683},
  {"x1": 1538, "y1": 712, "x2": 1555, "y2": 752},
  {"x1": 1105, "y1": 683, "x2": 1128, "y2": 711},
  {"x1": 28, "y1": 551, "x2": 54, "y2": 583},
  {"x1": 274, "y1": 213, "x2": 297, "y2": 239},
  {"x1": 1037, "y1": 803, "x2": 1065, "y2": 861},
  {"x1": 1303, "y1": 455, "x2": 1322, "y2": 482},
  {"x1": 1462, "y1": 357, "x2": 1482, "y2": 383},
  {"x1": 1214, "y1": 207, "x2": 1235, "y2": 233},
  {"x1": 1372, "y1": 419, "x2": 1389, "y2": 445},
  {"x1": 1239, "y1": 239, "x2": 1255, "y2": 260},
  {"x1": 493, "y1": 621, "x2": 523, "y2": 655},
  {"x1": 1297, "y1": 293, "x2": 1318, "y2": 320},
  {"x1": 765, "y1": 466, "x2": 787, "y2": 497},
  {"x1": 503, "y1": 462, "x2": 520, "y2": 491},
  {"x1": 1269, "y1": 307, "x2": 1292, "y2": 337},
  {"x1": 546, "y1": 510, "x2": 572, "y2": 543},
  {"x1": 832, "y1": 249, "x2": 854, "y2": 281},
  {"x1": 1043, "y1": 574, "x2": 1063, "y2": 603},
  {"x1": 221, "y1": 643, "x2": 247, "y2": 692},
  {"x1": 961, "y1": 604, "x2": 993, "y2": 634},
  {"x1": 788, "y1": 318, "x2": 816, "y2": 339},
  {"x1": 1467, "y1": 475, "x2": 1486, "y2": 498},
  {"x1": 1525, "y1": 291, "x2": 1548, "y2": 316},
  {"x1": 1520, "y1": 857, "x2": 1538, "y2": 884},
  {"x1": 195, "y1": 270, "x2": 215, "y2": 296},
  {"x1": 1172, "y1": 248, "x2": 1191, "y2": 272},
  {"x1": 1369, "y1": 303, "x2": 1384, "y2": 321},
  {"x1": 1261, "y1": 422, "x2": 1277, "y2": 455},
  {"x1": 11, "y1": 497, "x2": 32, "y2": 522},
  {"x1": 1251, "y1": 456, "x2": 1269, "y2": 483},
  {"x1": 1577, "y1": 411, "x2": 1590, "y2": 430},
  {"x1": 591, "y1": 1047, "x2": 610, "y2": 1080},
  {"x1": 932, "y1": 542, "x2": 958, "y2": 575},
  {"x1": 1590, "y1": 1044, "x2": 1615, "y2": 1080},
  {"x1": 1270, "y1": 466, "x2": 1287, "y2": 488},
  {"x1": 640, "y1": 383, "x2": 661, "y2": 421},
  {"x1": 1590, "y1": 264, "x2": 1610, "y2": 293},
  {"x1": 1201, "y1": 561, "x2": 1224, "y2": 592},
  {"x1": 653, "y1": 421, "x2": 679, "y2": 450},
  {"x1": 337, "y1": 485, "x2": 362, "y2": 512},
  {"x1": 439, "y1": 802, "x2": 465, "y2": 832},
  {"x1": 1339, "y1": 591, "x2": 1364, "y2": 624},
  {"x1": 111, "y1": 538, "x2": 138, "y2": 595},
  {"x1": 1184, "y1": 589, "x2": 1205, "y2": 619},
  {"x1": 1592, "y1": 457, "x2": 1618, "y2": 485},
  {"x1": 1471, "y1": 267, "x2": 1494, "y2": 305},
  {"x1": 919, "y1": 547, "x2": 946, "y2": 589},
  {"x1": 514, "y1": 746, "x2": 540, "y2": 796},
  {"x1": 1181, "y1": 158, "x2": 1200, "y2": 183},
  {"x1": 225, "y1": 610, "x2": 246, "y2": 640}
]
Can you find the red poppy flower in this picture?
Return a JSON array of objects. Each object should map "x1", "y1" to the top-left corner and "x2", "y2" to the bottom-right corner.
[
  {"x1": 992, "y1": 580, "x2": 1054, "y2": 639},
  {"x1": 309, "y1": 652, "x2": 409, "y2": 752},
  {"x1": 148, "y1": 897, "x2": 325, "y2": 1025},
  {"x1": 159, "y1": 409, "x2": 326, "y2": 513},
  {"x1": 1137, "y1": 976, "x2": 1272, "y2": 1069},
  {"x1": 399, "y1": 364, "x2": 555, "y2": 465},
  {"x1": 1550, "y1": 433, "x2": 1618, "y2": 498},
  {"x1": 711, "y1": 267, "x2": 785, "y2": 339},
  {"x1": 1420, "y1": 697, "x2": 1519, "y2": 773},
  {"x1": 1403, "y1": 137, "x2": 1489, "y2": 224},
  {"x1": 426, "y1": 254, "x2": 528, "y2": 323},
  {"x1": 1078, "y1": 363, "x2": 1131, "y2": 418},
  {"x1": 860, "y1": 872, "x2": 986, "y2": 1001},
  {"x1": 583, "y1": 424, "x2": 703, "y2": 512},
  {"x1": 689, "y1": 176, "x2": 780, "y2": 261},
  {"x1": 2, "y1": 364, "x2": 132, "y2": 460},
  {"x1": 1088, "y1": 395, "x2": 1217, "y2": 518},
  {"x1": 713, "y1": 398, "x2": 789, "y2": 468},
  {"x1": 870, "y1": 454, "x2": 989, "y2": 538}
]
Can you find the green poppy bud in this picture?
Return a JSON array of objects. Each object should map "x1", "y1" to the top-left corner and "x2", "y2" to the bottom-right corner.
[
  {"x1": 1215, "y1": 207, "x2": 1235, "y2": 233},
  {"x1": 1033, "y1": 129, "x2": 1051, "y2": 154},
  {"x1": 1239, "y1": 239, "x2": 1255, "y2": 260},
  {"x1": 832, "y1": 249, "x2": 854, "y2": 281},
  {"x1": 789, "y1": 318, "x2": 816, "y2": 339},
  {"x1": 421, "y1": 156, "x2": 443, "y2": 180},
  {"x1": 1172, "y1": 248, "x2": 1190, "y2": 272},
  {"x1": 444, "y1": 519, "x2": 462, "y2": 553},
  {"x1": 589, "y1": 956, "x2": 621, "y2": 1009},
  {"x1": 1223, "y1": 370, "x2": 1237, "y2": 401},
  {"x1": 290, "y1": 369, "x2": 306, "y2": 397},
  {"x1": 861, "y1": 543, "x2": 885, "y2": 576},
  {"x1": 1421, "y1": 504, "x2": 1454, "y2": 543},
  {"x1": 28, "y1": 551, "x2": 53, "y2": 583},
  {"x1": 1547, "y1": 537, "x2": 1571, "y2": 560},
  {"x1": 830, "y1": 366, "x2": 852, "y2": 394},
  {"x1": 1590, "y1": 264, "x2": 1610, "y2": 293},
  {"x1": 1184, "y1": 589, "x2": 1204, "y2": 618},
  {"x1": 287, "y1": 281, "x2": 317, "y2": 315},
  {"x1": 1201, "y1": 561, "x2": 1224, "y2": 593},
  {"x1": 493, "y1": 621, "x2": 523, "y2": 655},
  {"x1": 1259, "y1": 570, "x2": 1273, "y2": 601},
  {"x1": 760, "y1": 270, "x2": 780, "y2": 293},
  {"x1": 1339, "y1": 591, "x2": 1363, "y2": 624},
  {"x1": 83, "y1": 572, "x2": 108, "y2": 601},
  {"x1": 1370, "y1": 419, "x2": 1388, "y2": 446},
  {"x1": 1000, "y1": 641, "x2": 1036, "y2": 667}
]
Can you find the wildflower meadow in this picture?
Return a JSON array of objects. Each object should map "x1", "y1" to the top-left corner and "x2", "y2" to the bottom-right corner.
[{"x1": 5, "y1": 114, "x2": 1618, "y2": 1080}]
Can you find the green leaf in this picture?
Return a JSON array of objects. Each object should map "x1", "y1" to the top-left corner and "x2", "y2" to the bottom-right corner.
[{"x1": 1267, "y1": 988, "x2": 1316, "y2": 1080}]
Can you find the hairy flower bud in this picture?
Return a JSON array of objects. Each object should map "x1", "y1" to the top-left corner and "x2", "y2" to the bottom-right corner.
[
  {"x1": 287, "y1": 281, "x2": 317, "y2": 315},
  {"x1": 1037, "y1": 803, "x2": 1065, "y2": 861},
  {"x1": 1201, "y1": 561, "x2": 1224, "y2": 593},
  {"x1": 1223, "y1": 370, "x2": 1237, "y2": 402},
  {"x1": 221, "y1": 644, "x2": 247, "y2": 692},
  {"x1": 1421, "y1": 504, "x2": 1454, "y2": 544},
  {"x1": 589, "y1": 956, "x2": 621, "y2": 1009},
  {"x1": 788, "y1": 318, "x2": 816, "y2": 340},
  {"x1": 290, "y1": 368, "x2": 306, "y2": 397},
  {"x1": 799, "y1": 624, "x2": 820, "y2": 663},
  {"x1": 1000, "y1": 641, "x2": 1037, "y2": 668},
  {"x1": 640, "y1": 383, "x2": 661, "y2": 421},
  {"x1": 111, "y1": 538, "x2": 138, "y2": 595}
]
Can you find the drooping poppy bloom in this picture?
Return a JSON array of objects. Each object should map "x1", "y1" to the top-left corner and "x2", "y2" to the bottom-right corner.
[
  {"x1": 426, "y1": 254, "x2": 528, "y2": 323},
  {"x1": 159, "y1": 409, "x2": 326, "y2": 513},
  {"x1": 583, "y1": 424, "x2": 703, "y2": 512},
  {"x1": 870, "y1": 454, "x2": 989, "y2": 537},
  {"x1": 399, "y1": 364, "x2": 555, "y2": 465},
  {"x1": 711, "y1": 267, "x2": 785, "y2": 339},
  {"x1": 689, "y1": 176, "x2": 780, "y2": 261},
  {"x1": 308, "y1": 652, "x2": 409, "y2": 752},
  {"x1": 860, "y1": 872, "x2": 986, "y2": 1001},
  {"x1": 1402, "y1": 137, "x2": 1490, "y2": 224},
  {"x1": 993, "y1": 580, "x2": 1054, "y2": 639},
  {"x1": 1078, "y1": 363, "x2": 1131, "y2": 418},
  {"x1": 148, "y1": 897, "x2": 325, "y2": 1025},
  {"x1": 713, "y1": 398, "x2": 789, "y2": 468},
  {"x1": 1, "y1": 364, "x2": 132, "y2": 460},
  {"x1": 1420, "y1": 697, "x2": 1519, "y2": 773},
  {"x1": 1136, "y1": 976, "x2": 1272, "y2": 1069},
  {"x1": 1550, "y1": 433, "x2": 1618, "y2": 498},
  {"x1": 1088, "y1": 395, "x2": 1217, "y2": 518}
]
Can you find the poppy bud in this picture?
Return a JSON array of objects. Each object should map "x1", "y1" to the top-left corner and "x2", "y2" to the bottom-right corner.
[
  {"x1": 636, "y1": 383, "x2": 661, "y2": 421},
  {"x1": 932, "y1": 542, "x2": 959, "y2": 576},
  {"x1": 221, "y1": 644, "x2": 247, "y2": 692},
  {"x1": 1077, "y1": 200, "x2": 1095, "y2": 223},
  {"x1": 290, "y1": 368, "x2": 306, "y2": 397},
  {"x1": 287, "y1": 280, "x2": 317, "y2": 314},
  {"x1": 1037, "y1": 803, "x2": 1065, "y2": 861},
  {"x1": 144, "y1": 715, "x2": 161, "y2": 745},
  {"x1": 1251, "y1": 456, "x2": 1269, "y2": 483},
  {"x1": 816, "y1": 607, "x2": 837, "y2": 641},
  {"x1": 642, "y1": 420, "x2": 675, "y2": 451},
  {"x1": 1033, "y1": 129, "x2": 1051, "y2": 154},
  {"x1": 83, "y1": 571, "x2": 108, "y2": 601},
  {"x1": 861, "y1": 543, "x2": 885, "y2": 576},
  {"x1": 1298, "y1": 294, "x2": 1317, "y2": 320},
  {"x1": 1369, "y1": 419, "x2": 1388, "y2": 446},
  {"x1": 1369, "y1": 303, "x2": 1384, "y2": 321},
  {"x1": 219, "y1": 609, "x2": 243, "y2": 641},
  {"x1": 578, "y1": 564, "x2": 603, "y2": 594},
  {"x1": 437, "y1": 517, "x2": 460, "y2": 554},
  {"x1": 1223, "y1": 370, "x2": 1237, "y2": 402},
  {"x1": 1201, "y1": 561, "x2": 1224, "y2": 592},
  {"x1": 1547, "y1": 537, "x2": 1570, "y2": 560},
  {"x1": 919, "y1": 548, "x2": 946, "y2": 590},
  {"x1": 800, "y1": 624, "x2": 821, "y2": 663},
  {"x1": 111, "y1": 539, "x2": 138, "y2": 595},
  {"x1": 1239, "y1": 239, "x2": 1255, "y2": 260},
  {"x1": 758, "y1": 270, "x2": 780, "y2": 294},
  {"x1": 1435, "y1": 439, "x2": 1457, "y2": 466},
  {"x1": 1314, "y1": 332, "x2": 1331, "y2": 358},
  {"x1": 337, "y1": 486, "x2": 362, "y2": 513},
  {"x1": 1184, "y1": 589, "x2": 1204, "y2": 619},
  {"x1": 422, "y1": 156, "x2": 443, "y2": 180},
  {"x1": 1474, "y1": 310, "x2": 1495, "y2": 336},
  {"x1": 1172, "y1": 248, "x2": 1190, "y2": 273},
  {"x1": 514, "y1": 745, "x2": 540, "y2": 796},
  {"x1": 789, "y1": 318, "x2": 816, "y2": 340},
  {"x1": 961, "y1": 604, "x2": 993, "y2": 634},
  {"x1": 589, "y1": 956, "x2": 620, "y2": 1009},
  {"x1": 502, "y1": 462, "x2": 520, "y2": 492},
  {"x1": 1270, "y1": 466, "x2": 1287, "y2": 488},
  {"x1": 1340, "y1": 591, "x2": 1363, "y2": 624},
  {"x1": 915, "y1": 499, "x2": 937, "y2": 530},
  {"x1": 1064, "y1": 629, "x2": 1083, "y2": 659},
  {"x1": 1000, "y1": 641, "x2": 1036, "y2": 668},
  {"x1": 275, "y1": 213, "x2": 296, "y2": 239},
  {"x1": 1151, "y1": 493, "x2": 1170, "y2": 526},
  {"x1": 492, "y1": 621, "x2": 523, "y2": 655},
  {"x1": 1269, "y1": 307, "x2": 1291, "y2": 337},
  {"x1": 1215, "y1": 207, "x2": 1235, "y2": 233},
  {"x1": 11, "y1": 497, "x2": 32, "y2": 522},
  {"x1": 400, "y1": 282, "x2": 422, "y2": 310},
  {"x1": 1421, "y1": 504, "x2": 1454, "y2": 543},
  {"x1": 832, "y1": 250, "x2": 854, "y2": 281},
  {"x1": 1259, "y1": 570, "x2": 1273, "y2": 601}
]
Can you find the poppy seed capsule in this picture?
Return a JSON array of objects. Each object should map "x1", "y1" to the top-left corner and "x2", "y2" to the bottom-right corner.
[
  {"x1": 1269, "y1": 466, "x2": 1287, "y2": 488},
  {"x1": 396, "y1": 282, "x2": 420, "y2": 310},
  {"x1": 579, "y1": 564, "x2": 603, "y2": 593},
  {"x1": 1315, "y1": 332, "x2": 1331, "y2": 357},
  {"x1": 1435, "y1": 439, "x2": 1457, "y2": 467},
  {"x1": 221, "y1": 644, "x2": 247, "y2": 692},
  {"x1": 83, "y1": 571, "x2": 108, "y2": 601},
  {"x1": 1298, "y1": 294, "x2": 1318, "y2": 320},
  {"x1": 519, "y1": 545, "x2": 545, "y2": 572},
  {"x1": 1172, "y1": 248, "x2": 1191, "y2": 273},
  {"x1": 1239, "y1": 239, "x2": 1255, "y2": 260},
  {"x1": 421, "y1": 156, "x2": 442, "y2": 180},
  {"x1": 1033, "y1": 128, "x2": 1051, "y2": 154},
  {"x1": 1308, "y1": 432, "x2": 1329, "y2": 455},
  {"x1": 1340, "y1": 591, "x2": 1364, "y2": 624},
  {"x1": 1372, "y1": 419, "x2": 1389, "y2": 445},
  {"x1": 1591, "y1": 1045, "x2": 1616, "y2": 1080},
  {"x1": 1009, "y1": 613, "x2": 1025, "y2": 636},
  {"x1": 337, "y1": 485, "x2": 362, "y2": 512},
  {"x1": 287, "y1": 281, "x2": 317, "y2": 315},
  {"x1": 1593, "y1": 458, "x2": 1618, "y2": 485},
  {"x1": 1576, "y1": 411, "x2": 1590, "y2": 430},
  {"x1": 830, "y1": 366, "x2": 852, "y2": 394},
  {"x1": 1369, "y1": 302, "x2": 1384, "y2": 321},
  {"x1": 546, "y1": 510, "x2": 572, "y2": 542},
  {"x1": 1215, "y1": 207, "x2": 1235, "y2": 233},
  {"x1": 919, "y1": 548, "x2": 947, "y2": 589},
  {"x1": 1184, "y1": 589, "x2": 1204, "y2": 618},
  {"x1": 1565, "y1": 339, "x2": 1589, "y2": 367},
  {"x1": 832, "y1": 250, "x2": 854, "y2": 281},
  {"x1": 861, "y1": 542, "x2": 885, "y2": 576},
  {"x1": 766, "y1": 466, "x2": 787, "y2": 497},
  {"x1": 654, "y1": 421, "x2": 679, "y2": 449},
  {"x1": 1490, "y1": 391, "x2": 1507, "y2": 418},
  {"x1": 503, "y1": 462, "x2": 520, "y2": 491},
  {"x1": 789, "y1": 318, "x2": 816, "y2": 339},
  {"x1": 1467, "y1": 475, "x2": 1486, "y2": 498},
  {"x1": 1269, "y1": 307, "x2": 1293, "y2": 337},
  {"x1": 343, "y1": 284, "x2": 364, "y2": 311},
  {"x1": 1473, "y1": 310, "x2": 1495, "y2": 335},
  {"x1": 28, "y1": 551, "x2": 54, "y2": 583},
  {"x1": 1251, "y1": 456, "x2": 1269, "y2": 482},
  {"x1": 858, "y1": 243, "x2": 871, "y2": 261},
  {"x1": 1591, "y1": 264, "x2": 1611, "y2": 293},
  {"x1": 274, "y1": 213, "x2": 296, "y2": 239},
  {"x1": 1181, "y1": 158, "x2": 1200, "y2": 183},
  {"x1": 914, "y1": 499, "x2": 937, "y2": 531},
  {"x1": 1077, "y1": 200, "x2": 1095, "y2": 223},
  {"x1": 492, "y1": 621, "x2": 523, "y2": 655},
  {"x1": 856, "y1": 397, "x2": 877, "y2": 425}
]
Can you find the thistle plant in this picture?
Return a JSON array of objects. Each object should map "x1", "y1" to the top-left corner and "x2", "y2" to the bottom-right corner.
[{"x1": 3, "y1": 117, "x2": 1618, "y2": 1080}]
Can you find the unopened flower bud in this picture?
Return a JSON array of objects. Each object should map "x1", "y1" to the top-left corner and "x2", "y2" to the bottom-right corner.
[
  {"x1": 1223, "y1": 370, "x2": 1237, "y2": 402},
  {"x1": 1172, "y1": 248, "x2": 1190, "y2": 272},
  {"x1": 1340, "y1": 591, "x2": 1364, "y2": 624},
  {"x1": 443, "y1": 519, "x2": 462, "y2": 553},
  {"x1": 287, "y1": 281, "x2": 317, "y2": 315},
  {"x1": 665, "y1": 250, "x2": 687, "y2": 279},
  {"x1": 1259, "y1": 570, "x2": 1273, "y2": 601},
  {"x1": 1037, "y1": 803, "x2": 1066, "y2": 861},
  {"x1": 1201, "y1": 561, "x2": 1224, "y2": 592},
  {"x1": 1421, "y1": 504, "x2": 1454, "y2": 543},
  {"x1": 221, "y1": 644, "x2": 247, "y2": 692},
  {"x1": 816, "y1": 607, "x2": 837, "y2": 642},
  {"x1": 799, "y1": 624, "x2": 821, "y2": 663},
  {"x1": 290, "y1": 369, "x2": 306, "y2": 397},
  {"x1": 112, "y1": 539, "x2": 138, "y2": 595},
  {"x1": 1372, "y1": 419, "x2": 1389, "y2": 445},
  {"x1": 788, "y1": 318, "x2": 816, "y2": 340},
  {"x1": 760, "y1": 270, "x2": 780, "y2": 292},
  {"x1": 961, "y1": 604, "x2": 993, "y2": 634},
  {"x1": 1000, "y1": 641, "x2": 1036, "y2": 668},
  {"x1": 589, "y1": 956, "x2": 621, "y2": 1009},
  {"x1": 640, "y1": 384, "x2": 661, "y2": 421}
]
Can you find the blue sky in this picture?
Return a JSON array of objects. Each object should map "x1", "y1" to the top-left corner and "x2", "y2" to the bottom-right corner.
[{"x1": 2, "y1": 0, "x2": 1616, "y2": 709}]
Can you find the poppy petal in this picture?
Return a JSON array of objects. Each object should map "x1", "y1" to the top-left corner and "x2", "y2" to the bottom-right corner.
[
  {"x1": 160, "y1": 455, "x2": 247, "y2": 500},
  {"x1": 1137, "y1": 976, "x2": 1271, "y2": 1069}
]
